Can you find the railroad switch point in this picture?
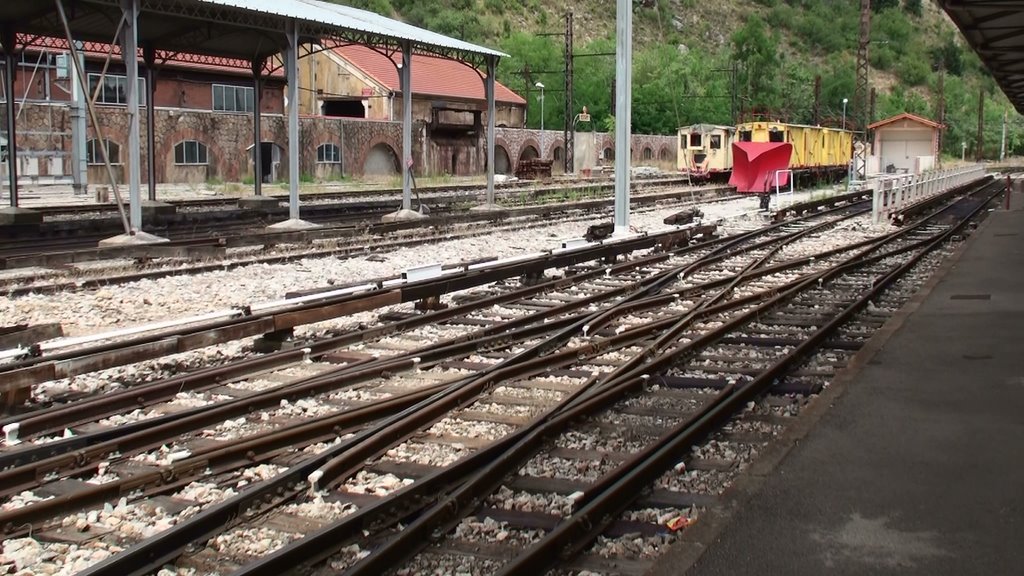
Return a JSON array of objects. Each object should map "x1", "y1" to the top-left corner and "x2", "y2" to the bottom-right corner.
[
  {"x1": 520, "y1": 271, "x2": 546, "y2": 287},
  {"x1": 415, "y1": 295, "x2": 447, "y2": 311},
  {"x1": 254, "y1": 328, "x2": 298, "y2": 353}
]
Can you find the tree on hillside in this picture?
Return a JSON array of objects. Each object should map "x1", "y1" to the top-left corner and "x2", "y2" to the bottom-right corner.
[
  {"x1": 496, "y1": 33, "x2": 564, "y2": 130},
  {"x1": 731, "y1": 15, "x2": 782, "y2": 117}
]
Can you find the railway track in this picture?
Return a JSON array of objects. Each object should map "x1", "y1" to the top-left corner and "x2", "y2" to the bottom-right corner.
[
  {"x1": 0, "y1": 177, "x2": 996, "y2": 575},
  {"x1": 0, "y1": 186, "x2": 745, "y2": 298},
  {"x1": 27, "y1": 175, "x2": 686, "y2": 219},
  {"x1": 0, "y1": 177, "x2": 706, "y2": 261}
]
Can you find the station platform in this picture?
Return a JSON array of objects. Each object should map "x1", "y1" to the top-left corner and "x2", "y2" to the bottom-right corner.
[{"x1": 663, "y1": 189, "x2": 1024, "y2": 575}]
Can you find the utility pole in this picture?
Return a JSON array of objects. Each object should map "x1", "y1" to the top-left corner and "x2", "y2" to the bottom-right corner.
[
  {"x1": 936, "y1": 66, "x2": 945, "y2": 166},
  {"x1": 976, "y1": 87, "x2": 984, "y2": 161},
  {"x1": 1001, "y1": 109, "x2": 1007, "y2": 162},
  {"x1": 853, "y1": 0, "x2": 870, "y2": 178},
  {"x1": 731, "y1": 62, "x2": 737, "y2": 123},
  {"x1": 870, "y1": 87, "x2": 876, "y2": 126},
  {"x1": 564, "y1": 10, "x2": 573, "y2": 174},
  {"x1": 813, "y1": 75, "x2": 821, "y2": 126}
]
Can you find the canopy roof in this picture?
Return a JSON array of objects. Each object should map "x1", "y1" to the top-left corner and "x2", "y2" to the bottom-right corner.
[
  {"x1": 940, "y1": 1, "x2": 1024, "y2": 113},
  {"x1": 1, "y1": 0, "x2": 505, "y2": 69}
]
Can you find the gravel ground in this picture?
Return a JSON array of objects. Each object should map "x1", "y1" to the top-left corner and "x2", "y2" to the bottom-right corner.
[{"x1": 1, "y1": 191, "x2": 833, "y2": 338}]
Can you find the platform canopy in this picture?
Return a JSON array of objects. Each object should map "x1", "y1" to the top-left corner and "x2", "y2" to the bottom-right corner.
[
  {"x1": 941, "y1": 1, "x2": 1024, "y2": 114},
  {"x1": 0, "y1": 0, "x2": 505, "y2": 66}
]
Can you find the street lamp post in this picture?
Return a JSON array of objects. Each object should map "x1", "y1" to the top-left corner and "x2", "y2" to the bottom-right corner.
[
  {"x1": 962, "y1": 141, "x2": 967, "y2": 162},
  {"x1": 842, "y1": 98, "x2": 848, "y2": 130},
  {"x1": 535, "y1": 82, "x2": 545, "y2": 158}
]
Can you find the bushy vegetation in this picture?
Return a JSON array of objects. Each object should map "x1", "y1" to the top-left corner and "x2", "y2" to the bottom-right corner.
[{"x1": 329, "y1": 0, "x2": 1024, "y2": 158}]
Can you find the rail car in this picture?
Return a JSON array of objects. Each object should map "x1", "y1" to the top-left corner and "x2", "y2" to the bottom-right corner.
[
  {"x1": 731, "y1": 121, "x2": 853, "y2": 195},
  {"x1": 678, "y1": 120, "x2": 854, "y2": 202},
  {"x1": 677, "y1": 124, "x2": 734, "y2": 180}
]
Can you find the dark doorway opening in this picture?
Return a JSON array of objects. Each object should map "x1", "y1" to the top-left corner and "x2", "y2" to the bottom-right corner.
[
  {"x1": 259, "y1": 142, "x2": 274, "y2": 183},
  {"x1": 322, "y1": 99, "x2": 366, "y2": 118}
]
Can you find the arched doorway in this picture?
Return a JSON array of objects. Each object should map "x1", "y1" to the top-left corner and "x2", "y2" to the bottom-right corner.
[
  {"x1": 494, "y1": 145, "x2": 512, "y2": 174},
  {"x1": 518, "y1": 145, "x2": 540, "y2": 165},
  {"x1": 363, "y1": 143, "x2": 400, "y2": 176},
  {"x1": 552, "y1": 146, "x2": 564, "y2": 174},
  {"x1": 603, "y1": 147, "x2": 615, "y2": 162}
]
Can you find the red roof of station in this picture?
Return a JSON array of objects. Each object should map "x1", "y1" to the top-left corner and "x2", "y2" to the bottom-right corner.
[
  {"x1": 868, "y1": 112, "x2": 942, "y2": 130},
  {"x1": 332, "y1": 44, "x2": 525, "y2": 105}
]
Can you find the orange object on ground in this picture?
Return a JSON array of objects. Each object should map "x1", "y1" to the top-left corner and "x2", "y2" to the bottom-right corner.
[{"x1": 729, "y1": 141, "x2": 794, "y2": 193}]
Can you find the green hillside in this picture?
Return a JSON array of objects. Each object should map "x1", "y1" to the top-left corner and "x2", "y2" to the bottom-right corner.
[{"x1": 333, "y1": 0, "x2": 1023, "y2": 159}]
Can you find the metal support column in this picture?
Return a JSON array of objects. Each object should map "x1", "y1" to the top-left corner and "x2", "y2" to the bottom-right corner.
[
  {"x1": 401, "y1": 41, "x2": 412, "y2": 211},
  {"x1": 143, "y1": 45, "x2": 157, "y2": 201},
  {"x1": 121, "y1": 0, "x2": 142, "y2": 230},
  {"x1": 487, "y1": 57, "x2": 497, "y2": 205},
  {"x1": 2, "y1": 28, "x2": 19, "y2": 207},
  {"x1": 613, "y1": 0, "x2": 632, "y2": 235},
  {"x1": 253, "y1": 59, "x2": 262, "y2": 196},
  {"x1": 470, "y1": 55, "x2": 500, "y2": 211},
  {"x1": 382, "y1": 42, "x2": 425, "y2": 221},
  {"x1": 286, "y1": 22, "x2": 299, "y2": 220},
  {"x1": 70, "y1": 42, "x2": 87, "y2": 196},
  {"x1": 269, "y1": 19, "x2": 315, "y2": 228},
  {"x1": 266, "y1": 21, "x2": 313, "y2": 228}
]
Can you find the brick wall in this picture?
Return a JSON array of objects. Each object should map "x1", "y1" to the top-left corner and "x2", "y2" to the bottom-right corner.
[{"x1": 4, "y1": 103, "x2": 679, "y2": 183}]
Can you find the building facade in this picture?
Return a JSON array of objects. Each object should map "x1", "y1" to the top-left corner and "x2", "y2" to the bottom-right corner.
[
  {"x1": 867, "y1": 113, "x2": 942, "y2": 174},
  {"x1": 2, "y1": 37, "x2": 676, "y2": 189}
]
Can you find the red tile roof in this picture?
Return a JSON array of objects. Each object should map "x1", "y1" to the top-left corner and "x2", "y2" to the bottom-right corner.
[
  {"x1": 868, "y1": 112, "x2": 942, "y2": 130},
  {"x1": 332, "y1": 44, "x2": 525, "y2": 105}
]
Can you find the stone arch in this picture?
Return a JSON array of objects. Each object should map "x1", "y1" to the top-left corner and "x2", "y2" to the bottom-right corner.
[
  {"x1": 641, "y1": 146, "x2": 654, "y2": 163},
  {"x1": 603, "y1": 147, "x2": 615, "y2": 162},
  {"x1": 494, "y1": 144, "x2": 512, "y2": 175},
  {"x1": 520, "y1": 137, "x2": 542, "y2": 160},
  {"x1": 659, "y1": 146, "x2": 672, "y2": 162},
  {"x1": 362, "y1": 141, "x2": 400, "y2": 177},
  {"x1": 552, "y1": 146, "x2": 564, "y2": 174},
  {"x1": 518, "y1": 145, "x2": 540, "y2": 164}
]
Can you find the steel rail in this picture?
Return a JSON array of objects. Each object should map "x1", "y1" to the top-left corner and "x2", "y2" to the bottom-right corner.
[
  {"x1": 1, "y1": 196, "x2": 869, "y2": 569},
  {"x1": 1, "y1": 182, "x2": 729, "y2": 270},
  {"x1": 322, "y1": 228, "x2": 845, "y2": 576},
  {"x1": 0, "y1": 199, "x2": 879, "y2": 478},
  {"x1": 88, "y1": 207, "x2": 897, "y2": 576},
  {"x1": 25, "y1": 175, "x2": 704, "y2": 217},
  {"x1": 0, "y1": 220, "x2": 722, "y2": 444},
  {"x1": 495, "y1": 181, "x2": 1005, "y2": 575},
  {"x1": 69, "y1": 207, "x2": 865, "y2": 576},
  {"x1": 322, "y1": 180, "x2": 1001, "y2": 576},
  {"x1": 0, "y1": 237, "x2": 753, "y2": 531},
  {"x1": 0, "y1": 226, "x2": 702, "y2": 394},
  {"x1": 229, "y1": 209, "x2": 884, "y2": 576}
]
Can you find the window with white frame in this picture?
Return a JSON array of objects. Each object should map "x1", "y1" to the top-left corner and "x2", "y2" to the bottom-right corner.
[
  {"x1": 212, "y1": 84, "x2": 254, "y2": 113},
  {"x1": 317, "y1": 143, "x2": 341, "y2": 164},
  {"x1": 85, "y1": 139, "x2": 121, "y2": 165},
  {"x1": 87, "y1": 74, "x2": 146, "y2": 106},
  {"x1": 174, "y1": 140, "x2": 208, "y2": 165}
]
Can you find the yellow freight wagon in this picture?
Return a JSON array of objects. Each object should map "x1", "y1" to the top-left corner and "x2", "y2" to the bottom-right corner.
[
  {"x1": 731, "y1": 121, "x2": 853, "y2": 196},
  {"x1": 736, "y1": 121, "x2": 853, "y2": 170}
]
